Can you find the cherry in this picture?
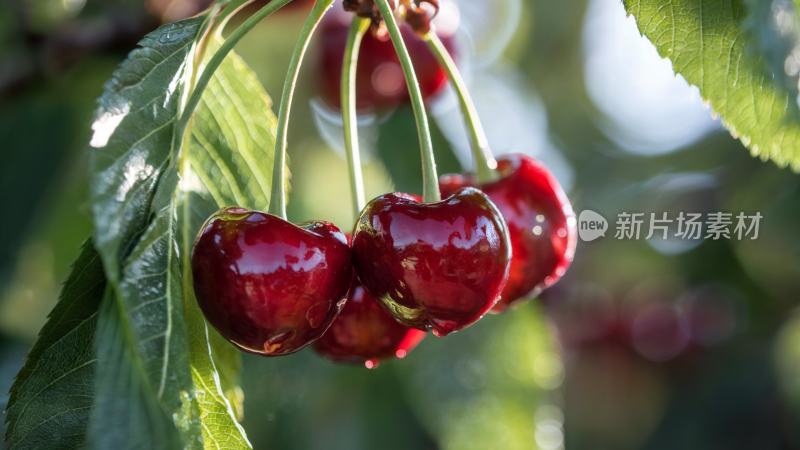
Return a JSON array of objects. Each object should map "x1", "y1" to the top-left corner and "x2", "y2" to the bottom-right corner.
[
  {"x1": 191, "y1": 207, "x2": 352, "y2": 356},
  {"x1": 351, "y1": 188, "x2": 511, "y2": 336},
  {"x1": 440, "y1": 154, "x2": 577, "y2": 311},
  {"x1": 630, "y1": 303, "x2": 690, "y2": 363},
  {"x1": 317, "y1": 3, "x2": 456, "y2": 111},
  {"x1": 313, "y1": 280, "x2": 426, "y2": 368}
]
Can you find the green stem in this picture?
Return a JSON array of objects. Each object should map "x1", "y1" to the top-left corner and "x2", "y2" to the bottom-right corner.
[
  {"x1": 216, "y1": 0, "x2": 259, "y2": 32},
  {"x1": 374, "y1": 0, "x2": 441, "y2": 203},
  {"x1": 269, "y1": 0, "x2": 334, "y2": 218},
  {"x1": 425, "y1": 32, "x2": 497, "y2": 183},
  {"x1": 342, "y1": 17, "x2": 371, "y2": 217},
  {"x1": 176, "y1": 0, "x2": 293, "y2": 143}
]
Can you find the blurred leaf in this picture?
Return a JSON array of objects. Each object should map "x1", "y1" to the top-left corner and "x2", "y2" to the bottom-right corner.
[
  {"x1": 624, "y1": 0, "x2": 800, "y2": 171},
  {"x1": 776, "y1": 310, "x2": 800, "y2": 417},
  {"x1": 399, "y1": 304, "x2": 561, "y2": 450},
  {"x1": 86, "y1": 14, "x2": 278, "y2": 447},
  {"x1": 240, "y1": 353, "x2": 435, "y2": 450},
  {"x1": 0, "y1": 60, "x2": 114, "y2": 339},
  {"x1": 5, "y1": 241, "x2": 105, "y2": 450},
  {"x1": 25, "y1": 0, "x2": 86, "y2": 31},
  {"x1": 743, "y1": 0, "x2": 800, "y2": 107},
  {"x1": 728, "y1": 166, "x2": 800, "y2": 304},
  {"x1": 0, "y1": 97, "x2": 78, "y2": 287}
]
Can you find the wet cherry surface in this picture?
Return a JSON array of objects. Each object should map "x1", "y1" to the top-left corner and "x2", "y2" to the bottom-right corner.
[
  {"x1": 440, "y1": 154, "x2": 577, "y2": 311},
  {"x1": 317, "y1": 6, "x2": 454, "y2": 111},
  {"x1": 314, "y1": 281, "x2": 427, "y2": 368},
  {"x1": 191, "y1": 208, "x2": 352, "y2": 356},
  {"x1": 351, "y1": 188, "x2": 511, "y2": 336}
]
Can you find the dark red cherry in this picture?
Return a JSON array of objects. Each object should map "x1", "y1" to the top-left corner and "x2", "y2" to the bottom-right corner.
[
  {"x1": 313, "y1": 281, "x2": 427, "y2": 368},
  {"x1": 317, "y1": 4, "x2": 456, "y2": 111},
  {"x1": 351, "y1": 188, "x2": 511, "y2": 336},
  {"x1": 191, "y1": 207, "x2": 352, "y2": 356},
  {"x1": 440, "y1": 154, "x2": 577, "y2": 311}
]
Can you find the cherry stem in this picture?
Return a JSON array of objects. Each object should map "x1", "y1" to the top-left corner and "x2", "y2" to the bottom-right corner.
[
  {"x1": 342, "y1": 17, "x2": 371, "y2": 218},
  {"x1": 424, "y1": 32, "x2": 497, "y2": 184},
  {"x1": 177, "y1": 0, "x2": 293, "y2": 141},
  {"x1": 269, "y1": 0, "x2": 335, "y2": 219},
  {"x1": 374, "y1": 0, "x2": 441, "y2": 203}
]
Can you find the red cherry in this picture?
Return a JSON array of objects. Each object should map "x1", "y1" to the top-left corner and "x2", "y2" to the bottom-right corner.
[
  {"x1": 313, "y1": 281, "x2": 426, "y2": 368},
  {"x1": 191, "y1": 207, "x2": 352, "y2": 356},
  {"x1": 317, "y1": 5, "x2": 455, "y2": 111},
  {"x1": 351, "y1": 188, "x2": 511, "y2": 336},
  {"x1": 440, "y1": 154, "x2": 577, "y2": 311}
]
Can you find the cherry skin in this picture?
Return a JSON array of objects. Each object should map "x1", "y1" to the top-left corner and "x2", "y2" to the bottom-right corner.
[
  {"x1": 351, "y1": 188, "x2": 511, "y2": 336},
  {"x1": 313, "y1": 280, "x2": 427, "y2": 368},
  {"x1": 317, "y1": 4, "x2": 456, "y2": 111},
  {"x1": 191, "y1": 207, "x2": 352, "y2": 356},
  {"x1": 440, "y1": 154, "x2": 577, "y2": 311}
]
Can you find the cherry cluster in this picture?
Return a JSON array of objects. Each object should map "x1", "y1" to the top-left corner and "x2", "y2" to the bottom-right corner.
[{"x1": 190, "y1": 0, "x2": 577, "y2": 368}]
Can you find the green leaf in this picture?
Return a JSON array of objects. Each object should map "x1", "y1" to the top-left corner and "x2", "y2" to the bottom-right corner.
[
  {"x1": 87, "y1": 16, "x2": 277, "y2": 448},
  {"x1": 209, "y1": 330, "x2": 245, "y2": 420},
  {"x1": 89, "y1": 287, "x2": 186, "y2": 450},
  {"x1": 624, "y1": 0, "x2": 800, "y2": 171},
  {"x1": 5, "y1": 241, "x2": 106, "y2": 450},
  {"x1": 89, "y1": 18, "x2": 204, "y2": 282}
]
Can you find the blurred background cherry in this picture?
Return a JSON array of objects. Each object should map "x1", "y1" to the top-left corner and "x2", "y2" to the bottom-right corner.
[{"x1": 315, "y1": 0, "x2": 457, "y2": 112}]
